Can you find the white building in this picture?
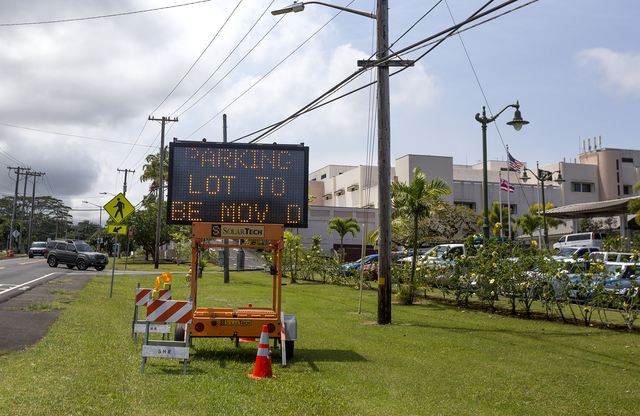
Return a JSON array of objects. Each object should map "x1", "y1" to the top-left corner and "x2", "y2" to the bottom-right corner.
[{"x1": 300, "y1": 139, "x2": 640, "y2": 255}]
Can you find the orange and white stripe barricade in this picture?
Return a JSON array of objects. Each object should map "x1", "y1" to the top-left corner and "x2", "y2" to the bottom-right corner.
[
  {"x1": 141, "y1": 299, "x2": 193, "y2": 375},
  {"x1": 132, "y1": 285, "x2": 171, "y2": 342}
]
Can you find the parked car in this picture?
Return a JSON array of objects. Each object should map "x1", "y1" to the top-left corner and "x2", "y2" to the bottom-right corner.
[
  {"x1": 28, "y1": 241, "x2": 47, "y2": 258},
  {"x1": 589, "y1": 251, "x2": 635, "y2": 263},
  {"x1": 46, "y1": 239, "x2": 109, "y2": 271},
  {"x1": 552, "y1": 232, "x2": 605, "y2": 250},
  {"x1": 348, "y1": 252, "x2": 406, "y2": 278},
  {"x1": 342, "y1": 255, "x2": 378, "y2": 276},
  {"x1": 603, "y1": 264, "x2": 640, "y2": 296},
  {"x1": 566, "y1": 261, "x2": 633, "y2": 301},
  {"x1": 422, "y1": 244, "x2": 466, "y2": 267},
  {"x1": 552, "y1": 246, "x2": 600, "y2": 260}
]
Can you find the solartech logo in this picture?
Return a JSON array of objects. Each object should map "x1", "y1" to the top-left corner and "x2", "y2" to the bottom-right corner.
[{"x1": 211, "y1": 224, "x2": 265, "y2": 238}]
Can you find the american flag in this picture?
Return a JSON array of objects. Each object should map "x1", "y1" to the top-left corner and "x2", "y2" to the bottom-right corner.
[
  {"x1": 500, "y1": 179, "x2": 515, "y2": 193},
  {"x1": 508, "y1": 152, "x2": 524, "y2": 172}
]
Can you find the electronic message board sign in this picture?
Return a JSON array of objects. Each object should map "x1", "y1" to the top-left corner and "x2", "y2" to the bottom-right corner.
[{"x1": 167, "y1": 141, "x2": 309, "y2": 228}]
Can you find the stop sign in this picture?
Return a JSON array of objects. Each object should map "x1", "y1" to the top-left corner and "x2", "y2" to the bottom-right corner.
[{"x1": 128, "y1": 228, "x2": 133, "y2": 239}]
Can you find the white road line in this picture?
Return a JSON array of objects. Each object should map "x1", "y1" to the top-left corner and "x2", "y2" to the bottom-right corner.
[{"x1": 0, "y1": 273, "x2": 57, "y2": 295}]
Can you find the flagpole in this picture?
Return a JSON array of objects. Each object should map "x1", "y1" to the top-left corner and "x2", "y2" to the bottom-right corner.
[
  {"x1": 507, "y1": 144, "x2": 511, "y2": 240},
  {"x1": 499, "y1": 171, "x2": 503, "y2": 238}
]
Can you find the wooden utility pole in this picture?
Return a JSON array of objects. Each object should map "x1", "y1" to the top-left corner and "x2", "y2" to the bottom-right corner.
[{"x1": 149, "y1": 116, "x2": 178, "y2": 269}]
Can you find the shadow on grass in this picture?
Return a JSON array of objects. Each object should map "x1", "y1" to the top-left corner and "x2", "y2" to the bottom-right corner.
[{"x1": 187, "y1": 345, "x2": 367, "y2": 372}]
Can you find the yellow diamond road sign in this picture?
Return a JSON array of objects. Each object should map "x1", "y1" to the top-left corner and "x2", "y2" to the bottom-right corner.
[
  {"x1": 108, "y1": 225, "x2": 127, "y2": 235},
  {"x1": 104, "y1": 193, "x2": 135, "y2": 223}
]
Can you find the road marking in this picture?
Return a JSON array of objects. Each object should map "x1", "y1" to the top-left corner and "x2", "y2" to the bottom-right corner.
[
  {"x1": 19, "y1": 259, "x2": 47, "y2": 265},
  {"x1": 0, "y1": 273, "x2": 57, "y2": 295}
]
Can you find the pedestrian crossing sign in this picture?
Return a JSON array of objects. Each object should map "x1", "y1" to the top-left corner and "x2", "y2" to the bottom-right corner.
[
  {"x1": 108, "y1": 225, "x2": 127, "y2": 235},
  {"x1": 104, "y1": 193, "x2": 135, "y2": 223}
]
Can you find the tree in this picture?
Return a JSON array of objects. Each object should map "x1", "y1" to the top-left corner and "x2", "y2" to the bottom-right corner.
[
  {"x1": 120, "y1": 201, "x2": 178, "y2": 261},
  {"x1": 628, "y1": 182, "x2": 640, "y2": 226},
  {"x1": 477, "y1": 201, "x2": 514, "y2": 237},
  {"x1": 391, "y1": 167, "x2": 450, "y2": 285},
  {"x1": 327, "y1": 217, "x2": 360, "y2": 262},
  {"x1": 516, "y1": 212, "x2": 542, "y2": 237},
  {"x1": 140, "y1": 145, "x2": 170, "y2": 206}
]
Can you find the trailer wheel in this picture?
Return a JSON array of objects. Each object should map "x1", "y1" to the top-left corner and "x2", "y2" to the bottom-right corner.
[
  {"x1": 285, "y1": 340, "x2": 294, "y2": 360},
  {"x1": 174, "y1": 323, "x2": 186, "y2": 341}
]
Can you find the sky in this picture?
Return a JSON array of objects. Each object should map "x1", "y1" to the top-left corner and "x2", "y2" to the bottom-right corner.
[{"x1": 0, "y1": 0, "x2": 638, "y2": 226}]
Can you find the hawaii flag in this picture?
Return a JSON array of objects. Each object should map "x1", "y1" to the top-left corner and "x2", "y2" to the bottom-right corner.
[{"x1": 500, "y1": 179, "x2": 515, "y2": 193}]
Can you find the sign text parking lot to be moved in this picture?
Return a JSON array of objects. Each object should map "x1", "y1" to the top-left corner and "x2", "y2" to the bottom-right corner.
[{"x1": 167, "y1": 142, "x2": 309, "y2": 228}]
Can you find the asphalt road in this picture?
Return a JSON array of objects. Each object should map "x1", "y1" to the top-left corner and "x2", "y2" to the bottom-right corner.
[{"x1": 0, "y1": 249, "x2": 266, "y2": 352}]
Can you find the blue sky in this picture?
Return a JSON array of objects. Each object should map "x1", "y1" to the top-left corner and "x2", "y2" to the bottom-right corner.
[{"x1": 0, "y1": 0, "x2": 638, "y2": 224}]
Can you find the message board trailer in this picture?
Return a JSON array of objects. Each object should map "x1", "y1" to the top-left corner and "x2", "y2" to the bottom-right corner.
[
  {"x1": 178, "y1": 222, "x2": 297, "y2": 364},
  {"x1": 167, "y1": 141, "x2": 309, "y2": 228}
]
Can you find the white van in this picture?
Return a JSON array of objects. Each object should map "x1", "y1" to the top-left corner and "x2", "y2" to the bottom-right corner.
[{"x1": 552, "y1": 232, "x2": 606, "y2": 250}]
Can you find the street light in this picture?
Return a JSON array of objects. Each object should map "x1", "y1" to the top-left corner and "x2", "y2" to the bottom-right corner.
[
  {"x1": 271, "y1": 0, "x2": 395, "y2": 324},
  {"x1": 520, "y1": 162, "x2": 565, "y2": 250},
  {"x1": 475, "y1": 101, "x2": 529, "y2": 242},
  {"x1": 100, "y1": 192, "x2": 116, "y2": 196},
  {"x1": 82, "y1": 201, "x2": 103, "y2": 252}
]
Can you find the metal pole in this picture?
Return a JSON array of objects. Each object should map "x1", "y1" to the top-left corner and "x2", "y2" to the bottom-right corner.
[
  {"x1": 499, "y1": 171, "x2": 503, "y2": 238},
  {"x1": 223, "y1": 114, "x2": 230, "y2": 283},
  {"x1": 540, "y1": 170, "x2": 549, "y2": 250},
  {"x1": 481, "y1": 109, "x2": 490, "y2": 241},
  {"x1": 98, "y1": 209, "x2": 102, "y2": 252},
  {"x1": 110, "y1": 234, "x2": 118, "y2": 298},
  {"x1": 376, "y1": 0, "x2": 392, "y2": 325},
  {"x1": 506, "y1": 144, "x2": 512, "y2": 240}
]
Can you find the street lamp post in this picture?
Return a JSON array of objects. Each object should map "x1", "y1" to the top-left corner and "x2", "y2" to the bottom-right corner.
[
  {"x1": 271, "y1": 0, "x2": 401, "y2": 324},
  {"x1": 475, "y1": 101, "x2": 529, "y2": 242},
  {"x1": 82, "y1": 201, "x2": 103, "y2": 252},
  {"x1": 520, "y1": 163, "x2": 565, "y2": 250}
]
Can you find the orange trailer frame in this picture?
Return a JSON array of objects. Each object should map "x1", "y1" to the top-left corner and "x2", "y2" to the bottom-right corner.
[{"x1": 188, "y1": 222, "x2": 286, "y2": 345}]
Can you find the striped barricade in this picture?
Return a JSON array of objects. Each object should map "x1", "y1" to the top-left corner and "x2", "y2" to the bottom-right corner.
[
  {"x1": 132, "y1": 287, "x2": 172, "y2": 340},
  {"x1": 142, "y1": 299, "x2": 193, "y2": 375}
]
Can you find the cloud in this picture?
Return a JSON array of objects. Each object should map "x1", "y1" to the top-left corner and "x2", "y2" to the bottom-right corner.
[{"x1": 576, "y1": 47, "x2": 640, "y2": 97}]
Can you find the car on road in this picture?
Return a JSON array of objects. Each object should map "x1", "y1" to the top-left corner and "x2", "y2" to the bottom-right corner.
[
  {"x1": 46, "y1": 239, "x2": 109, "y2": 271},
  {"x1": 28, "y1": 241, "x2": 47, "y2": 258}
]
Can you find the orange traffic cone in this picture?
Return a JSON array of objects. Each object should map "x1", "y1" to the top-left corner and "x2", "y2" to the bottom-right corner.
[
  {"x1": 240, "y1": 304, "x2": 257, "y2": 342},
  {"x1": 247, "y1": 325, "x2": 276, "y2": 379}
]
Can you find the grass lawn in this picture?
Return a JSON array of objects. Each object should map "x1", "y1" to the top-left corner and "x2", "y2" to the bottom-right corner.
[{"x1": 1, "y1": 271, "x2": 639, "y2": 415}]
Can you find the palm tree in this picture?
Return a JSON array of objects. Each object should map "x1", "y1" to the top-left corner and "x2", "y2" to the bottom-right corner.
[
  {"x1": 140, "y1": 145, "x2": 170, "y2": 204},
  {"x1": 516, "y1": 212, "x2": 542, "y2": 237},
  {"x1": 327, "y1": 217, "x2": 360, "y2": 262},
  {"x1": 391, "y1": 167, "x2": 451, "y2": 284}
]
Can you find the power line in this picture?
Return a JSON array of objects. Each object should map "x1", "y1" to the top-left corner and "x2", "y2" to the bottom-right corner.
[
  {"x1": 173, "y1": 1, "x2": 276, "y2": 118},
  {"x1": 150, "y1": 0, "x2": 244, "y2": 116},
  {"x1": 0, "y1": 0, "x2": 211, "y2": 27}
]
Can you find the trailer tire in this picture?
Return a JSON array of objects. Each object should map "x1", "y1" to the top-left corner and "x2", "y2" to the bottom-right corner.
[
  {"x1": 174, "y1": 323, "x2": 186, "y2": 342},
  {"x1": 285, "y1": 340, "x2": 294, "y2": 360}
]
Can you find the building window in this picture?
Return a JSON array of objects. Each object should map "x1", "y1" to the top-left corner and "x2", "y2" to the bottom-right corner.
[
  {"x1": 616, "y1": 159, "x2": 619, "y2": 170},
  {"x1": 572, "y1": 182, "x2": 593, "y2": 193},
  {"x1": 454, "y1": 201, "x2": 476, "y2": 211},
  {"x1": 617, "y1": 172, "x2": 620, "y2": 183},
  {"x1": 501, "y1": 203, "x2": 517, "y2": 215},
  {"x1": 622, "y1": 157, "x2": 633, "y2": 163},
  {"x1": 320, "y1": 174, "x2": 326, "y2": 179},
  {"x1": 618, "y1": 185, "x2": 620, "y2": 196},
  {"x1": 623, "y1": 185, "x2": 632, "y2": 195}
]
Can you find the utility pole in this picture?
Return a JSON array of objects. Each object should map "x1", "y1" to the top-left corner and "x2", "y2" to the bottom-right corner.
[
  {"x1": 222, "y1": 114, "x2": 230, "y2": 284},
  {"x1": 118, "y1": 168, "x2": 135, "y2": 196},
  {"x1": 7, "y1": 166, "x2": 30, "y2": 254},
  {"x1": 18, "y1": 169, "x2": 29, "y2": 253},
  {"x1": 25, "y1": 171, "x2": 44, "y2": 250},
  {"x1": 149, "y1": 116, "x2": 178, "y2": 269}
]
